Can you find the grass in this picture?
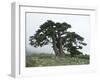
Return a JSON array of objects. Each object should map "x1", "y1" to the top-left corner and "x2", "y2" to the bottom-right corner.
[{"x1": 26, "y1": 53, "x2": 90, "y2": 67}]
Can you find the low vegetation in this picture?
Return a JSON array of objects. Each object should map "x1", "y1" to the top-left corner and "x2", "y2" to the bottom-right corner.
[{"x1": 26, "y1": 53, "x2": 90, "y2": 67}]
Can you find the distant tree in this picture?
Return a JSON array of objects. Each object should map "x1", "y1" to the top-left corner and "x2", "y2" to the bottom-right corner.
[{"x1": 29, "y1": 20, "x2": 87, "y2": 57}]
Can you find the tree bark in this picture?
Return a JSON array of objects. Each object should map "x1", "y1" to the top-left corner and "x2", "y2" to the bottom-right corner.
[
  {"x1": 52, "y1": 32, "x2": 65, "y2": 57},
  {"x1": 52, "y1": 34, "x2": 59, "y2": 56},
  {"x1": 57, "y1": 32, "x2": 65, "y2": 57}
]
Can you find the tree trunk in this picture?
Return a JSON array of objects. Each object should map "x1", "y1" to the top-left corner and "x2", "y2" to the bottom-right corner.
[
  {"x1": 52, "y1": 34, "x2": 59, "y2": 56},
  {"x1": 58, "y1": 32, "x2": 65, "y2": 57},
  {"x1": 52, "y1": 33, "x2": 65, "y2": 57}
]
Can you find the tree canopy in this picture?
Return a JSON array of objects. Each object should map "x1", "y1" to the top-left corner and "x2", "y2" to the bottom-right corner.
[{"x1": 29, "y1": 20, "x2": 87, "y2": 57}]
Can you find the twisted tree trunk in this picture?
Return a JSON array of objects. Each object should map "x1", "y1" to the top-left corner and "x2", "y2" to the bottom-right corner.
[
  {"x1": 52, "y1": 32, "x2": 65, "y2": 57},
  {"x1": 52, "y1": 34, "x2": 59, "y2": 56},
  {"x1": 57, "y1": 32, "x2": 65, "y2": 57}
]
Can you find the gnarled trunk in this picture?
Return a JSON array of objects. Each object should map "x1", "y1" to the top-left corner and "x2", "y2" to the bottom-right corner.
[
  {"x1": 52, "y1": 32, "x2": 65, "y2": 57},
  {"x1": 52, "y1": 34, "x2": 59, "y2": 56},
  {"x1": 57, "y1": 32, "x2": 65, "y2": 57}
]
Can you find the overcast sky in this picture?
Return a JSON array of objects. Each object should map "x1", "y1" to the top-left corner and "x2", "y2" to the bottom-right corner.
[{"x1": 25, "y1": 12, "x2": 90, "y2": 55}]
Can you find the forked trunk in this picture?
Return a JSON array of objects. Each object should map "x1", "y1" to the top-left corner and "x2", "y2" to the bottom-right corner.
[
  {"x1": 57, "y1": 32, "x2": 65, "y2": 57},
  {"x1": 52, "y1": 34, "x2": 59, "y2": 56},
  {"x1": 52, "y1": 33, "x2": 65, "y2": 57}
]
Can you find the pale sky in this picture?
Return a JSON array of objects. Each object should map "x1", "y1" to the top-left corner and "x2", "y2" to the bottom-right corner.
[{"x1": 25, "y1": 12, "x2": 90, "y2": 55}]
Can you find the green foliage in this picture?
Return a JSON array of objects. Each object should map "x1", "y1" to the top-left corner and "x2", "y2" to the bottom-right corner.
[
  {"x1": 63, "y1": 32, "x2": 87, "y2": 57},
  {"x1": 29, "y1": 20, "x2": 87, "y2": 57},
  {"x1": 26, "y1": 53, "x2": 90, "y2": 67}
]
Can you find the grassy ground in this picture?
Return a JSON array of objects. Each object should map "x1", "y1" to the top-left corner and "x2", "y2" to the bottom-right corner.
[{"x1": 26, "y1": 53, "x2": 90, "y2": 67}]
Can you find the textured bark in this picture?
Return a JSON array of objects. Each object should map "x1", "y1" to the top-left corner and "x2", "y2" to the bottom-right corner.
[
  {"x1": 52, "y1": 32, "x2": 65, "y2": 57},
  {"x1": 52, "y1": 34, "x2": 59, "y2": 56},
  {"x1": 57, "y1": 32, "x2": 65, "y2": 57}
]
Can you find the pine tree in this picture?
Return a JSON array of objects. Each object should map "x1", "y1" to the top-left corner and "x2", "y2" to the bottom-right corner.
[{"x1": 29, "y1": 20, "x2": 87, "y2": 57}]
